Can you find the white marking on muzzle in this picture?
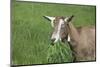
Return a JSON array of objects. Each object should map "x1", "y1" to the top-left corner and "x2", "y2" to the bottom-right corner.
[{"x1": 51, "y1": 19, "x2": 64, "y2": 43}]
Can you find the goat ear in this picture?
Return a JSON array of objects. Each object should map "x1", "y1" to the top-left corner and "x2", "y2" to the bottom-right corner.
[
  {"x1": 43, "y1": 16, "x2": 55, "y2": 27},
  {"x1": 43, "y1": 16, "x2": 55, "y2": 21},
  {"x1": 65, "y1": 15, "x2": 74, "y2": 22}
]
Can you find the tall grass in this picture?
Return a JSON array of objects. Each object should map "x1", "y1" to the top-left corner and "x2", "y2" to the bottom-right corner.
[
  {"x1": 12, "y1": 1, "x2": 96, "y2": 65},
  {"x1": 47, "y1": 42, "x2": 74, "y2": 64}
]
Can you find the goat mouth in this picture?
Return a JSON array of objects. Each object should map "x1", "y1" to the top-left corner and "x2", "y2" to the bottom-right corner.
[{"x1": 50, "y1": 42, "x2": 55, "y2": 46}]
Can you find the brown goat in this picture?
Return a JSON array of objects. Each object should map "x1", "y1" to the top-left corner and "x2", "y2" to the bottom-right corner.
[{"x1": 44, "y1": 15, "x2": 96, "y2": 62}]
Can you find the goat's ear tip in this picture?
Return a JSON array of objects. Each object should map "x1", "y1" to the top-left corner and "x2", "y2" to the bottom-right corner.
[
  {"x1": 43, "y1": 16, "x2": 48, "y2": 18},
  {"x1": 43, "y1": 16, "x2": 49, "y2": 18},
  {"x1": 43, "y1": 16, "x2": 46, "y2": 17},
  {"x1": 72, "y1": 15, "x2": 74, "y2": 17}
]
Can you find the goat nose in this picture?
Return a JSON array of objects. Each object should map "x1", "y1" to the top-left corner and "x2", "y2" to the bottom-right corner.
[
  {"x1": 51, "y1": 38, "x2": 56, "y2": 45},
  {"x1": 51, "y1": 38, "x2": 56, "y2": 43}
]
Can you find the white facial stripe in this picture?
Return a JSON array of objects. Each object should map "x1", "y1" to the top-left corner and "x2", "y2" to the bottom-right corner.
[
  {"x1": 55, "y1": 19, "x2": 64, "y2": 42},
  {"x1": 51, "y1": 19, "x2": 64, "y2": 43}
]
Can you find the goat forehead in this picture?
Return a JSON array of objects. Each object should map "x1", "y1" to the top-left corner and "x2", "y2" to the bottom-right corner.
[
  {"x1": 56, "y1": 17, "x2": 64, "y2": 21},
  {"x1": 53, "y1": 19, "x2": 65, "y2": 32},
  {"x1": 54, "y1": 17, "x2": 65, "y2": 24},
  {"x1": 51, "y1": 19, "x2": 64, "y2": 37},
  {"x1": 55, "y1": 16, "x2": 65, "y2": 19}
]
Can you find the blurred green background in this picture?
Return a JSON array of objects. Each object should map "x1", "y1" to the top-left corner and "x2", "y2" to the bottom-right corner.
[{"x1": 12, "y1": 1, "x2": 96, "y2": 65}]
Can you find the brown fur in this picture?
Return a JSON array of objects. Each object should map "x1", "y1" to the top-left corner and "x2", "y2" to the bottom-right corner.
[{"x1": 66, "y1": 22, "x2": 95, "y2": 61}]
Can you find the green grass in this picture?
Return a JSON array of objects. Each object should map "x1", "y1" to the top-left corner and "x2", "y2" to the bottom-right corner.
[
  {"x1": 47, "y1": 42, "x2": 73, "y2": 64},
  {"x1": 12, "y1": 1, "x2": 96, "y2": 65}
]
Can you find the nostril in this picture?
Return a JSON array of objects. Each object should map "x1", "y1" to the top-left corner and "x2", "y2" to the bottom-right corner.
[{"x1": 51, "y1": 38, "x2": 56, "y2": 42}]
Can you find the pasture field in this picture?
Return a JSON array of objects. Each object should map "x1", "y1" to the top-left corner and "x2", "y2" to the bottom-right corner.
[{"x1": 12, "y1": 1, "x2": 96, "y2": 65}]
